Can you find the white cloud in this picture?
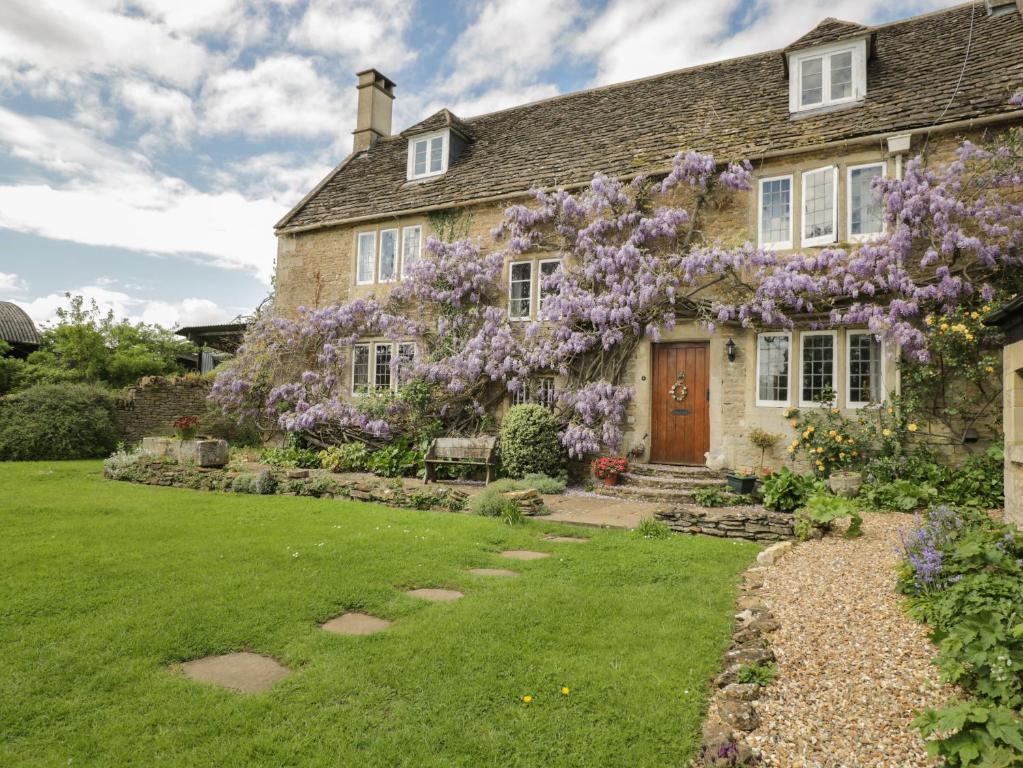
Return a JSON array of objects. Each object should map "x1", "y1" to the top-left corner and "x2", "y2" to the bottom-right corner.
[
  {"x1": 289, "y1": 0, "x2": 416, "y2": 72},
  {"x1": 200, "y1": 55, "x2": 352, "y2": 138},
  {"x1": 576, "y1": 0, "x2": 958, "y2": 86},
  {"x1": 0, "y1": 0, "x2": 214, "y2": 88},
  {"x1": 0, "y1": 272, "x2": 29, "y2": 295},
  {"x1": 21, "y1": 285, "x2": 235, "y2": 329},
  {"x1": 117, "y1": 80, "x2": 197, "y2": 145}
]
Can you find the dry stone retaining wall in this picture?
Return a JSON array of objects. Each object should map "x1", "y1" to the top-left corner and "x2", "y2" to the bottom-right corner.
[{"x1": 657, "y1": 504, "x2": 795, "y2": 542}]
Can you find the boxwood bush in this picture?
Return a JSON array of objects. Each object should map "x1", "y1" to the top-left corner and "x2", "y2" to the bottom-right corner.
[
  {"x1": 499, "y1": 404, "x2": 565, "y2": 478},
  {"x1": 0, "y1": 383, "x2": 118, "y2": 460}
]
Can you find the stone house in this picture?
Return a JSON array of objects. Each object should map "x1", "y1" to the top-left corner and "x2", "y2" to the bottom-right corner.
[
  {"x1": 984, "y1": 296, "x2": 1023, "y2": 526},
  {"x1": 273, "y1": 2, "x2": 1023, "y2": 470}
]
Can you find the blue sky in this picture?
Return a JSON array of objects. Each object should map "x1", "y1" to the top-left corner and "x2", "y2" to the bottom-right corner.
[{"x1": 0, "y1": 0, "x2": 962, "y2": 329}]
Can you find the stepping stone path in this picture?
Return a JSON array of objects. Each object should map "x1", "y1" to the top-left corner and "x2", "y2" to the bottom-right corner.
[
  {"x1": 468, "y1": 568, "x2": 519, "y2": 577},
  {"x1": 500, "y1": 550, "x2": 551, "y2": 560},
  {"x1": 322, "y1": 612, "x2": 392, "y2": 636},
  {"x1": 177, "y1": 652, "x2": 290, "y2": 694},
  {"x1": 543, "y1": 535, "x2": 589, "y2": 543},
  {"x1": 407, "y1": 588, "x2": 464, "y2": 602}
]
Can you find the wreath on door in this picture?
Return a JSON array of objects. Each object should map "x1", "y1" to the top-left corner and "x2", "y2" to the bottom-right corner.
[{"x1": 669, "y1": 371, "x2": 688, "y2": 402}]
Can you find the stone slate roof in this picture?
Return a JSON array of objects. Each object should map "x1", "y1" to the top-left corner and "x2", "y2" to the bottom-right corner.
[
  {"x1": 785, "y1": 18, "x2": 871, "y2": 53},
  {"x1": 278, "y1": 3, "x2": 1023, "y2": 232},
  {"x1": 0, "y1": 301, "x2": 41, "y2": 346},
  {"x1": 402, "y1": 108, "x2": 475, "y2": 140}
]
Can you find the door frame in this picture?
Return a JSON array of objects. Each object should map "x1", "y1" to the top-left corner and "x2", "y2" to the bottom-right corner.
[{"x1": 648, "y1": 340, "x2": 711, "y2": 465}]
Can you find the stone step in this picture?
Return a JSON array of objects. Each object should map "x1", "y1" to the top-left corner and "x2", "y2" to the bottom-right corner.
[
  {"x1": 599, "y1": 484, "x2": 706, "y2": 505},
  {"x1": 627, "y1": 462, "x2": 724, "y2": 479},
  {"x1": 620, "y1": 472, "x2": 727, "y2": 490}
]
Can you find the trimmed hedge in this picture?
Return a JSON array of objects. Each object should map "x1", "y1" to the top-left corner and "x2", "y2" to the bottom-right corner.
[
  {"x1": 499, "y1": 404, "x2": 565, "y2": 478},
  {"x1": 0, "y1": 383, "x2": 119, "y2": 460}
]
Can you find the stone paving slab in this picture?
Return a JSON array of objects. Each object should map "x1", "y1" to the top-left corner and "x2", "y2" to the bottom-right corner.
[
  {"x1": 407, "y1": 588, "x2": 464, "y2": 602},
  {"x1": 500, "y1": 550, "x2": 550, "y2": 560},
  {"x1": 177, "y1": 652, "x2": 290, "y2": 693},
  {"x1": 321, "y1": 612, "x2": 392, "y2": 635},
  {"x1": 468, "y1": 568, "x2": 519, "y2": 577},
  {"x1": 543, "y1": 493, "x2": 663, "y2": 530},
  {"x1": 543, "y1": 535, "x2": 589, "y2": 543}
]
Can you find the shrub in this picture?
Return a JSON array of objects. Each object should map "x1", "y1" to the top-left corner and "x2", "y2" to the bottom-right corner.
[
  {"x1": 319, "y1": 443, "x2": 370, "y2": 472},
  {"x1": 260, "y1": 443, "x2": 320, "y2": 469},
  {"x1": 634, "y1": 518, "x2": 672, "y2": 539},
  {"x1": 748, "y1": 427, "x2": 781, "y2": 471},
  {"x1": 860, "y1": 478, "x2": 937, "y2": 512},
  {"x1": 795, "y1": 493, "x2": 863, "y2": 540},
  {"x1": 469, "y1": 487, "x2": 519, "y2": 518},
  {"x1": 102, "y1": 446, "x2": 144, "y2": 479},
  {"x1": 499, "y1": 404, "x2": 565, "y2": 478},
  {"x1": 231, "y1": 469, "x2": 277, "y2": 495},
  {"x1": 942, "y1": 444, "x2": 1004, "y2": 509},
  {"x1": 761, "y1": 467, "x2": 816, "y2": 512},
  {"x1": 0, "y1": 383, "x2": 119, "y2": 460},
  {"x1": 366, "y1": 441, "x2": 423, "y2": 478},
  {"x1": 693, "y1": 487, "x2": 755, "y2": 507}
]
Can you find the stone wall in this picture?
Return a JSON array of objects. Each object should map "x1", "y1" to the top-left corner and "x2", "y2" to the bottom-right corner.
[
  {"x1": 657, "y1": 504, "x2": 795, "y2": 542},
  {"x1": 1004, "y1": 337, "x2": 1023, "y2": 528},
  {"x1": 115, "y1": 376, "x2": 212, "y2": 445}
]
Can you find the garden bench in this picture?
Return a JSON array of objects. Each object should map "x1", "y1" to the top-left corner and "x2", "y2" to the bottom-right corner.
[{"x1": 424, "y1": 436, "x2": 498, "y2": 484}]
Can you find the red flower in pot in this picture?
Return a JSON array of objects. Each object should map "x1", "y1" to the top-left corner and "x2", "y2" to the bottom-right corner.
[
  {"x1": 173, "y1": 415, "x2": 200, "y2": 440},
  {"x1": 592, "y1": 456, "x2": 629, "y2": 486}
]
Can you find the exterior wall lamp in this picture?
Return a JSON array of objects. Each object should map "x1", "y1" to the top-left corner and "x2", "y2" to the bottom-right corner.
[{"x1": 725, "y1": 337, "x2": 737, "y2": 362}]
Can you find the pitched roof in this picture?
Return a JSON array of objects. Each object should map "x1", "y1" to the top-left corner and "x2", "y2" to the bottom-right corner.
[
  {"x1": 785, "y1": 17, "x2": 871, "y2": 52},
  {"x1": 402, "y1": 108, "x2": 474, "y2": 139},
  {"x1": 0, "y1": 301, "x2": 41, "y2": 346},
  {"x1": 279, "y1": 3, "x2": 1023, "y2": 232}
]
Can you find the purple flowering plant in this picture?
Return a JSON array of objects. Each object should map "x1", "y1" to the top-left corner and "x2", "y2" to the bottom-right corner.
[{"x1": 212, "y1": 127, "x2": 1023, "y2": 457}]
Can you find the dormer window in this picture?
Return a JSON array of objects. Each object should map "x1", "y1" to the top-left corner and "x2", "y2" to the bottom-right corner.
[
  {"x1": 787, "y1": 39, "x2": 867, "y2": 113},
  {"x1": 407, "y1": 129, "x2": 449, "y2": 180}
]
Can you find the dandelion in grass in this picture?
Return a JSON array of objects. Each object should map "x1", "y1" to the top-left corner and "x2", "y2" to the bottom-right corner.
[
  {"x1": 522, "y1": 695, "x2": 533, "y2": 704},
  {"x1": 561, "y1": 687, "x2": 570, "y2": 696}
]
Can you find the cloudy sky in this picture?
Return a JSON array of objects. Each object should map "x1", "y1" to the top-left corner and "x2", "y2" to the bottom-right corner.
[{"x1": 0, "y1": 0, "x2": 961, "y2": 330}]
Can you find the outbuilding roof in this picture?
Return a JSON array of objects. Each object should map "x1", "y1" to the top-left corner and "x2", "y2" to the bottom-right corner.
[
  {"x1": 0, "y1": 301, "x2": 41, "y2": 347},
  {"x1": 278, "y1": 3, "x2": 1023, "y2": 233}
]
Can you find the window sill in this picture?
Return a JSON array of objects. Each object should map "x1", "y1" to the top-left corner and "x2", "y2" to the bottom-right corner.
[{"x1": 789, "y1": 99, "x2": 864, "y2": 120}]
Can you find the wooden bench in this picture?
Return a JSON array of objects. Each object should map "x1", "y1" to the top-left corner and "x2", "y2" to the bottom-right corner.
[{"x1": 424, "y1": 436, "x2": 498, "y2": 484}]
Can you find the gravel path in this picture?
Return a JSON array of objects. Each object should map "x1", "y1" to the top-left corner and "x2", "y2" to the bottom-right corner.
[{"x1": 746, "y1": 512, "x2": 954, "y2": 768}]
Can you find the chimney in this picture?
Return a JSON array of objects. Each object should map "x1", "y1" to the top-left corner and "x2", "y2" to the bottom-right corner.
[{"x1": 353, "y1": 69, "x2": 395, "y2": 153}]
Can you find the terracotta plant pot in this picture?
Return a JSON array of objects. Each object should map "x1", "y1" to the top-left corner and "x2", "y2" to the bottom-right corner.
[
  {"x1": 828, "y1": 470, "x2": 863, "y2": 498},
  {"x1": 602, "y1": 474, "x2": 619, "y2": 487}
]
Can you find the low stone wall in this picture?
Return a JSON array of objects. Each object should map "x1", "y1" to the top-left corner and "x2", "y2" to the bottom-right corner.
[
  {"x1": 115, "y1": 376, "x2": 212, "y2": 445},
  {"x1": 657, "y1": 504, "x2": 795, "y2": 542}
]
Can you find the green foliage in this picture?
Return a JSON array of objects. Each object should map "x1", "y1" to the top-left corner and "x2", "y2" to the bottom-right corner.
[
  {"x1": 760, "y1": 467, "x2": 816, "y2": 512},
  {"x1": 499, "y1": 404, "x2": 565, "y2": 479},
  {"x1": 17, "y1": 294, "x2": 193, "y2": 389},
  {"x1": 634, "y1": 518, "x2": 672, "y2": 540},
  {"x1": 318, "y1": 443, "x2": 370, "y2": 472},
  {"x1": 366, "y1": 441, "x2": 424, "y2": 478},
  {"x1": 102, "y1": 446, "x2": 144, "y2": 479},
  {"x1": 782, "y1": 395, "x2": 864, "y2": 477},
  {"x1": 468, "y1": 487, "x2": 519, "y2": 518},
  {"x1": 406, "y1": 487, "x2": 467, "y2": 513},
  {"x1": 795, "y1": 493, "x2": 863, "y2": 540},
  {"x1": 693, "y1": 487, "x2": 756, "y2": 507},
  {"x1": 943, "y1": 445, "x2": 1005, "y2": 509},
  {"x1": 260, "y1": 443, "x2": 320, "y2": 469},
  {"x1": 860, "y1": 478, "x2": 938, "y2": 511},
  {"x1": 748, "y1": 426, "x2": 781, "y2": 470},
  {"x1": 486, "y1": 473, "x2": 566, "y2": 495},
  {"x1": 0, "y1": 383, "x2": 118, "y2": 460},
  {"x1": 500, "y1": 504, "x2": 525, "y2": 526},
  {"x1": 736, "y1": 662, "x2": 777, "y2": 687},
  {"x1": 0, "y1": 340, "x2": 26, "y2": 395},
  {"x1": 913, "y1": 700, "x2": 1023, "y2": 768},
  {"x1": 231, "y1": 469, "x2": 278, "y2": 495}
]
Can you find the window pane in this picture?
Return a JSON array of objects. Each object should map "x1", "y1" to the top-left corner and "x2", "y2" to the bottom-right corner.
[
  {"x1": 357, "y1": 232, "x2": 375, "y2": 283},
  {"x1": 538, "y1": 259, "x2": 561, "y2": 317},
  {"x1": 801, "y1": 334, "x2": 835, "y2": 404},
  {"x1": 830, "y1": 51, "x2": 853, "y2": 100},
  {"x1": 803, "y1": 168, "x2": 834, "y2": 242},
  {"x1": 374, "y1": 344, "x2": 392, "y2": 390},
  {"x1": 536, "y1": 377, "x2": 556, "y2": 409},
  {"x1": 800, "y1": 57, "x2": 823, "y2": 105},
  {"x1": 760, "y1": 178, "x2": 791, "y2": 246},
  {"x1": 413, "y1": 140, "x2": 427, "y2": 176},
  {"x1": 397, "y1": 342, "x2": 416, "y2": 387},
  {"x1": 512, "y1": 385, "x2": 528, "y2": 406},
  {"x1": 379, "y1": 229, "x2": 397, "y2": 281},
  {"x1": 849, "y1": 165, "x2": 884, "y2": 237},
  {"x1": 429, "y1": 136, "x2": 443, "y2": 173},
  {"x1": 401, "y1": 226, "x2": 421, "y2": 278},
  {"x1": 352, "y1": 345, "x2": 370, "y2": 392},
  {"x1": 758, "y1": 335, "x2": 790, "y2": 404},
  {"x1": 848, "y1": 333, "x2": 881, "y2": 404},
  {"x1": 509, "y1": 262, "x2": 532, "y2": 319}
]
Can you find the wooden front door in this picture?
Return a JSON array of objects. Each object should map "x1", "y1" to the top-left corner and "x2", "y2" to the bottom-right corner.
[{"x1": 650, "y1": 342, "x2": 710, "y2": 465}]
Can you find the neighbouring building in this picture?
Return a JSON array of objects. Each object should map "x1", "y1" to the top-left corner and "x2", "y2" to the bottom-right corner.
[
  {"x1": 984, "y1": 296, "x2": 1023, "y2": 526},
  {"x1": 273, "y1": 2, "x2": 1023, "y2": 470},
  {"x1": 0, "y1": 301, "x2": 41, "y2": 358}
]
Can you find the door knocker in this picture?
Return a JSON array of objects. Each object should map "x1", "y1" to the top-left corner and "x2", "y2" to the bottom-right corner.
[{"x1": 669, "y1": 371, "x2": 688, "y2": 402}]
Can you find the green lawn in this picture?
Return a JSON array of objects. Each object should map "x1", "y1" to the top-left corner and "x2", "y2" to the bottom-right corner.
[{"x1": 1, "y1": 461, "x2": 757, "y2": 767}]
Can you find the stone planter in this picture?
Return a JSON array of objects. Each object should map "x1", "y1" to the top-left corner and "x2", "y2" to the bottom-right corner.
[
  {"x1": 828, "y1": 470, "x2": 863, "y2": 498},
  {"x1": 140, "y1": 436, "x2": 229, "y2": 468},
  {"x1": 726, "y1": 474, "x2": 757, "y2": 495}
]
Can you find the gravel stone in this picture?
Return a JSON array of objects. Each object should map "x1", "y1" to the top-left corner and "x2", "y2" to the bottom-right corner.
[{"x1": 746, "y1": 512, "x2": 953, "y2": 768}]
